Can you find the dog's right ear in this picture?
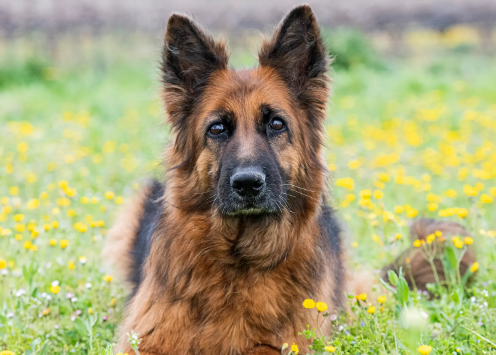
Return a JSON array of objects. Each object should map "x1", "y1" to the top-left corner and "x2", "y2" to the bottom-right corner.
[{"x1": 162, "y1": 14, "x2": 229, "y2": 125}]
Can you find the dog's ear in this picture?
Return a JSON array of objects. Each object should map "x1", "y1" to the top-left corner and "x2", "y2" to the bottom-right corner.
[
  {"x1": 162, "y1": 14, "x2": 229, "y2": 124},
  {"x1": 259, "y1": 5, "x2": 329, "y2": 107}
]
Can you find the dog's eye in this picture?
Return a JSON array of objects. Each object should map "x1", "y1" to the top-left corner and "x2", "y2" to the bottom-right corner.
[
  {"x1": 269, "y1": 118, "x2": 285, "y2": 131},
  {"x1": 208, "y1": 123, "x2": 225, "y2": 136}
]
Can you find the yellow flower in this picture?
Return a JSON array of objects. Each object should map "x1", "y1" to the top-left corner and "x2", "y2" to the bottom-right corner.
[
  {"x1": 13, "y1": 214, "x2": 24, "y2": 222},
  {"x1": 302, "y1": 299, "x2": 315, "y2": 309},
  {"x1": 452, "y1": 236, "x2": 464, "y2": 249},
  {"x1": 9, "y1": 186, "x2": 19, "y2": 195},
  {"x1": 88, "y1": 308, "x2": 94, "y2": 314},
  {"x1": 463, "y1": 184, "x2": 478, "y2": 197},
  {"x1": 15, "y1": 234, "x2": 22, "y2": 241},
  {"x1": 105, "y1": 191, "x2": 115, "y2": 200},
  {"x1": 456, "y1": 208, "x2": 468, "y2": 218},
  {"x1": 356, "y1": 293, "x2": 367, "y2": 301},
  {"x1": 49, "y1": 239, "x2": 57, "y2": 246},
  {"x1": 40, "y1": 192, "x2": 49, "y2": 199},
  {"x1": 0, "y1": 258, "x2": 7, "y2": 269},
  {"x1": 470, "y1": 262, "x2": 479, "y2": 273},
  {"x1": 377, "y1": 296, "x2": 386, "y2": 304},
  {"x1": 435, "y1": 230, "x2": 443, "y2": 237},
  {"x1": 103, "y1": 274, "x2": 113, "y2": 283},
  {"x1": 291, "y1": 342, "x2": 299, "y2": 355},
  {"x1": 51, "y1": 221, "x2": 59, "y2": 228},
  {"x1": 463, "y1": 236, "x2": 473, "y2": 245},
  {"x1": 60, "y1": 239, "x2": 69, "y2": 249},
  {"x1": 116, "y1": 352, "x2": 129, "y2": 355},
  {"x1": 395, "y1": 234, "x2": 402, "y2": 240},
  {"x1": 394, "y1": 205, "x2": 404, "y2": 214},
  {"x1": 413, "y1": 240, "x2": 422, "y2": 248},
  {"x1": 0, "y1": 350, "x2": 16, "y2": 355},
  {"x1": 68, "y1": 261, "x2": 75, "y2": 270},
  {"x1": 316, "y1": 302, "x2": 328, "y2": 312},
  {"x1": 481, "y1": 194, "x2": 493, "y2": 203},
  {"x1": 360, "y1": 190, "x2": 372, "y2": 199},
  {"x1": 50, "y1": 285, "x2": 61, "y2": 294},
  {"x1": 373, "y1": 190, "x2": 383, "y2": 199},
  {"x1": 58, "y1": 180, "x2": 69, "y2": 189},
  {"x1": 417, "y1": 345, "x2": 432, "y2": 355},
  {"x1": 351, "y1": 242, "x2": 358, "y2": 248},
  {"x1": 43, "y1": 224, "x2": 50, "y2": 232},
  {"x1": 367, "y1": 306, "x2": 376, "y2": 314},
  {"x1": 30, "y1": 244, "x2": 38, "y2": 251},
  {"x1": 426, "y1": 234, "x2": 436, "y2": 244},
  {"x1": 115, "y1": 196, "x2": 124, "y2": 204},
  {"x1": 23, "y1": 241, "x2": 32, "y2": 250},
  {"x1": 42, "y1": 308, "x2": 50, "y2": 316},
  {"x1": 325, "y1": 346, "x2": 336, "y2": 353}
]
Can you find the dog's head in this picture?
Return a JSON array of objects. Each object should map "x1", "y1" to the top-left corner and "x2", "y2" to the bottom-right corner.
[{"x1": 163, "y1": 5, "x2": 329, "y2": 218}]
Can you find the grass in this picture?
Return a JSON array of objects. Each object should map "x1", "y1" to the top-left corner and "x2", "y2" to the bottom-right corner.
[{"x1": 0, "y1": 38, "x2": 496, "y2": 354}]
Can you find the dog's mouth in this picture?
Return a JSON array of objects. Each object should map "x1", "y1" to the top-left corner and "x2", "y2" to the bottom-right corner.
[{"x1": 220, "y1": 198, "x2": 280, "y2": 216}]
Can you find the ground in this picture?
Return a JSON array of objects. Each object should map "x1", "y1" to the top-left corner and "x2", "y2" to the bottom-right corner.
[{"x1": 0, "y1": 38, "x2": 495, "y2": 354}]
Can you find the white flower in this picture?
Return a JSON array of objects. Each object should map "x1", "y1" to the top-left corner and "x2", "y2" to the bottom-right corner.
[
  {"x1": 15, "y1": 289, "x2": 26, "y2": 297},
  {"x1": 1, "y1": 269, "x2": 8, "y2": 276},
  {"x1": 7, "y1": 312, "x2": 14, "y2": 318},
  {"x1": 85, "y1": 282, "x2": 92, "y2": 289},
  {"x1": 71, "y1": 297, "x2": 78, "y2": 303},
  {"x1": 51, "y1": 280, "x2": 60, "y2": 287}
]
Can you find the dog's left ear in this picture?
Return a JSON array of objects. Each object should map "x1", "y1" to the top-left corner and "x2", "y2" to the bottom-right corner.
[{"x1": 259, "y1": 5, "x2": 329, "y2": 108}]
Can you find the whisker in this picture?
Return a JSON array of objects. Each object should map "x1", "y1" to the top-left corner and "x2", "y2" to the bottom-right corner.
[{"x1": 283, "y1": 184, "x2": 316, "y2": 193}]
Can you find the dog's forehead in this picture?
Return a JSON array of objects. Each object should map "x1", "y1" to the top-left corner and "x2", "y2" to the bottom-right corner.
[{"x1": 200, "y1": 67, "x2": 293, "y2": 116}]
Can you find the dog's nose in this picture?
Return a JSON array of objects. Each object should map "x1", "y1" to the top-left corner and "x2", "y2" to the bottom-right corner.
[{"x1": 230, "y1": 168, "x2": 266, "y2": 197}]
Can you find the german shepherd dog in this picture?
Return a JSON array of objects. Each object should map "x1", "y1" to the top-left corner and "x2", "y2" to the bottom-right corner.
[{"x1": 106, "y1": 5, "x2": 474, "y2": 355}]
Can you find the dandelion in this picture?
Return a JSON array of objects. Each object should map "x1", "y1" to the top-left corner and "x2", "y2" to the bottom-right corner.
[
  {"x1": 0, "y1": 258, "x2": 6, "y2": 269},
  {"x1": 394, "y1": 205, "x2": 404, "y2": 214},
  {"x1": 105, "y1": 191, "x2": 115, "y2": 200},
  {"x1": 291, "y1": 342, "x2": 299, "y2": 354},
  {"x1": 356, "y1": 293, "x2": 367, "y2": 301},
  {"x1": 13, "y1": 214, "x2": 24, "y2": 222},
  {"x1": 50, "y1": 285, "x2": 61, "y2": 294},
  {"x1": 373, "y1": 190, "x2": 383, "y2": 199},
  {"x1": 413, "y1": 240, "x2": 422, "y2": 248},
  {"x1": 481, "y1": 194, "x2": 493, "y2": 203},
  {"x1": 417, "y1": 345, "x2": 432, "y2": 355},
  {"x1": 316, "y1": 302, "x2": 328, "y2": 312},
  {"x1": 434, "y1": 230, "x2": 443, "y2": 237},
  {"x1": 51, "y1": 221, "x2": 59, "y2": 228},
  {"x1": 0, "y1": 350, "x2": 16, "y2": 355},
  {"x1": 302, "y1": 299, "x2": 315, "y2": 309},
  {"x1": 88, "y1": 308, "x2": 94, "y2": 314},
  {"x1": 23, "y1": 241, "x2": 32, "y2": 250},
  {"x1": 103, "y1": 275, "x2": 113, "y2": 283},
  {"x1": 452, "y1": 236, "x2": 464, "y2": 249},
  {"x1": 456, "y1": 208, "x2": 468, "y2": 218},
  {"x1": 426, "y1": 234, "x2": 436, "y2": 244},
  {"x1": 49, "y1": 239, "x2": 57, "y2": 246},
  {"x1": 60, "y1": 239, "x2": 69, "y2": 249},
  {"x1": 377, "y1": 296, "x2": 386, "y2": 304},
  {"x1": 325, "y1": 346, "x2": 336, "y2": 353},
  {"x1": 464, "y1": 236, "x2": 473, "y2": 245},
  {"x1": 68, "y1": 261, "x2": 75, "y2": 270},
  {"x1": 470, "y1": 262, "x2": 479, "y2": 273},
  {"x1": 367, "y1": 306, "x2": 376, "y2": 314}
]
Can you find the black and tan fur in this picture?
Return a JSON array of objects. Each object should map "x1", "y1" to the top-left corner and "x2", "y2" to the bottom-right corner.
[{"x1": 105, "y1": 5, "x2": 474, "y2": 355}]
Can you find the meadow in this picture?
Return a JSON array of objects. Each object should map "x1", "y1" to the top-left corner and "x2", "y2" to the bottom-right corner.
[{"x1": 0, "y1": 33, "x2": 496, "y2": 354}]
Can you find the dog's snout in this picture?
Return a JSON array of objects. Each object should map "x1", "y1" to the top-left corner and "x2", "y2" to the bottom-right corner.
[{"x1": 230, "y1": 168, "x2": 266, "y2": 197}]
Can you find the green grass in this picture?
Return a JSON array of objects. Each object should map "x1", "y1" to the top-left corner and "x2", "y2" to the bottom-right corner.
[{"x1": 0, "y1": 40, "x2": 496, "y2": 354}]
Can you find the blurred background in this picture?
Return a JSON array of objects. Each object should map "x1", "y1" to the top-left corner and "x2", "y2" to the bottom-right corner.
[{"x1": 1, "y1": 0, "x2": 496, "y2": 86}]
